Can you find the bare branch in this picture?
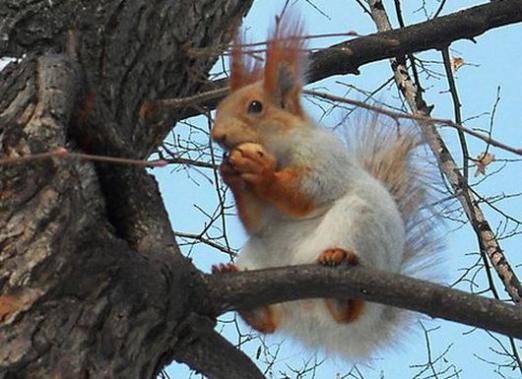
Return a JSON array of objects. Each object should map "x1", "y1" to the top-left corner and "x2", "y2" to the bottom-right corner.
[
  {"x1": 365, "y1": 0, "x2": 522, "y2": 305},
  {"x1": 174, "y1": 231, "x2": 237, "y2": 257},
  {"x1": 303, "y1": 90, "x2": 522, "y2": 156},
  {"x1": 208, "y1": 265, "x2": 522, "y2": 339},
  {"x1": 308, "y1": 0, "x2": 522, "y2": 83},
  {"x1": 0, "y1": 148, "x2": 168, "y2": 167},
  {"x1": 441, "y1": 47, "x2": 470, "y2": 180},
  {"x1": 170, "y1": 313, "x2": 264, "y2": 379},
  {"x1": 165, "y1": 0, "x2": 522, "y2": 121}
]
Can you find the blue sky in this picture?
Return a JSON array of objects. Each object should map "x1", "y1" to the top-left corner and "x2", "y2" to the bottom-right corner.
[{"x1": 157, "y1": 1, "x2": 522, "y2": 377}]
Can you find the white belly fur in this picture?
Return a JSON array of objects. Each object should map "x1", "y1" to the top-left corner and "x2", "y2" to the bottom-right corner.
[{"x1": 236, "y1": 192, "x2": 406, "y2": 359}]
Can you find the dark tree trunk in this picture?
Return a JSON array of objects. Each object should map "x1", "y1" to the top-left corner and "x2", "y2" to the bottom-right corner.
[{"x1": 0, "y1": 1, "x2": 253, "y2": 377}]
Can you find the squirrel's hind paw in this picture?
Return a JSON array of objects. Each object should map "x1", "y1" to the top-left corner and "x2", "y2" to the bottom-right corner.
[
  {"x1": 211, "y1": 263, "x2": 239, "y2": 274},
  {"x1": 241, "y1": 305, "x2": 278, "y2": 334},
  {"x1": 318, "y1": 248, "x2": 365, "y2": 323},
  {"x1": 324, "y1": 298, "x2": 365, "y2": 324}
]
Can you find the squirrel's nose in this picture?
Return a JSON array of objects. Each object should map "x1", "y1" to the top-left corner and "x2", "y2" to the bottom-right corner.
[{"x1": 212, "y1": 128, "x2": 227, "y2": 145}]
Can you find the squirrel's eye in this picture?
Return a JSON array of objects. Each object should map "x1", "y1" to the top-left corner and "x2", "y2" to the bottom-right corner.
[{"x1": 247, "y1": 100, "x2": 263, "y2": 114}]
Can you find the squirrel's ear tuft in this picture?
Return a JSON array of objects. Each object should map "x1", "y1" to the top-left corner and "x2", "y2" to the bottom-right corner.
[
  {"x1": 230, "y1": 33, "x2": 262, "y2": 91},
  {"x1": 264, "y1": 12, "x2": 307, "y2": 116},
  {"x1": 277, "y1": 65, "x2": 296, "y2": 96}
]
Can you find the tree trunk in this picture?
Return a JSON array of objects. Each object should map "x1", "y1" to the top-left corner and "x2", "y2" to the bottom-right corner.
[{"x1": 0, "y1": 1, "x2": 253, "y2": 377}]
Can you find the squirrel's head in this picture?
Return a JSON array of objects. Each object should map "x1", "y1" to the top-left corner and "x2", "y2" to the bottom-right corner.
[{"x1": 212, "y1": 15, "x2": 308, "y2": 152}]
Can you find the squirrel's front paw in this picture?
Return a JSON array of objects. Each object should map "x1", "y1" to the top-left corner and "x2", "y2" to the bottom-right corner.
[
  {"x1": 219, "y1": 160, "x2": 244, "y2": 189},
  {"x1": 228, "y1": 143, "x2": 277, "y2": 186}
]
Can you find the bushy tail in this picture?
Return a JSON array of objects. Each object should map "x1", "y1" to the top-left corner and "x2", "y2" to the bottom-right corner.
[
  {"x1": 344, "y1": 113, "x2": 442, "y2": 350},
  {"x1": 346, "y1": 114, "x2": 440, "y2": 276}
]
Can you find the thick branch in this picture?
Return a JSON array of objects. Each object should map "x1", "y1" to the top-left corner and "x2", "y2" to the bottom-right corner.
[
  {"x1": 172, "y1": 0, "x2": 522, "y2": 120},
  {"x1": 171, "y1": 314, "x2": 264, "y2": 379},
  {"x1": 310, "y1": 0, "x2": 522, "y2": 82},
  {"x1": 207, "y1": 265, "x2": 522, "y2": 339},
  {"x1": 95, "y1": 164, "x2": 180, "y2": 254}
]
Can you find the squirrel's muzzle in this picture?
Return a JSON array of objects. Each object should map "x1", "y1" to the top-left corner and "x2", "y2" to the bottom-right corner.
[{"x1": 211, "y1": 118, "x2": 260, "y2": 151}]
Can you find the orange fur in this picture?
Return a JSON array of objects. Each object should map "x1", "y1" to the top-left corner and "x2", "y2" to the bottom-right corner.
[
  {"x1": 253, "y1": 165, "x2": 315, "y2": 217},
  {"x1": 318, "y1": 248, "x2": 358, "y2": 266},
  {"x1": 221, "y1": 162, "x2": 265, "y2": 232},
  {"x1": 227, "y1": 12, "x2": 306, "y2": 116},
  {"x1": 212, "y1": 263, "x2": 279, "y2": 332},
  {"x1": 229, "y1": 35, "x2": 262, "y2": 91},
  {"x1": 234, "y1": 192, "x2": 264, "y2": 233},
  {"x1": 264, "y1": 16, "x2": 305, "y2": 94},
  {"x1": 240, "y1": 305, "x2": 279, "y2": 334},
  {"x1": 227, "y1": 143, "x2": 315, "y2": 218},
  {"x1": 324, "y1": 298, "x2": 365, "y2": 324},
  {"x1": 318, "y1": 248, "x2": 365, "y2": 323}
]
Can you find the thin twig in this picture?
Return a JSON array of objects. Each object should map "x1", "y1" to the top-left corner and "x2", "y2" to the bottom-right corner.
[
  {"x1": 164, "y1": 157, "x2": 216, "y2": 169},
  {"x1": 174, "y1": 231, "x2": 236, "y2": 257},
  {"x1": 155, "y1": 87, "x2": 229, "y2": 111},
  {"x1": 303, "y1": 89, "x2": 522, "y2": 156},
  {"x1": 0, "y1": 148, "x2": 167, "y2": 168},
  {"x1": 187, "y1": 31, "x2": 360, "y2": 57},
  {"x1": 433, "y1": 0, "x2": 449, "y2": 19},
  {"x1": 442, "y1": 47, "x2": 470, "y2": 181}
]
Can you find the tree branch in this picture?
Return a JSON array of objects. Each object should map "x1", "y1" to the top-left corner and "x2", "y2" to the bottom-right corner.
[
  {"x1": 171, "y1": 313, "x2": 264, "y2": 379},
  {"x1": 309, "y1": 0, "x2": 522, "y2": 82},
  {"x1": 207, "y1": 265, "x2": 522, "y2": 339},
  {"x1": 302, "y1": 89, "x2": 522, "y2": 156},
  {"x1": 364, "y1": 0, "x2": 522, "y2": 304},
  {"x1": 166, "y1": 0, "x2": 522, "y2": 120}
]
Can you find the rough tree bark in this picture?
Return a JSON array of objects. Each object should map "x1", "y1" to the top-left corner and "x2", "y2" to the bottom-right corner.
[
  {"x1": 0, "y1": 1, "x2": 256, "y2": 378},
  {"x1": 1, "y1": 1, "x2": 521, "y2": 378}
]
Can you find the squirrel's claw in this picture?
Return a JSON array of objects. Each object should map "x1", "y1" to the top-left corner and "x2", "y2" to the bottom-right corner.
[
  {"x1": 211, "y1": 262, "x2": 239, "y2": 274},
  {"x1": 318, "y1": 248, "x2": 359, "y2": 267}
]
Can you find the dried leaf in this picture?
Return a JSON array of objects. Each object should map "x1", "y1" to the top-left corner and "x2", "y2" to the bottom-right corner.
[
  {"x1": 475, "y1": 152, "x2": 495, "y2": 176},
  {"x1": 452, "y1": 57, "x2": 465, "y2": 72}
]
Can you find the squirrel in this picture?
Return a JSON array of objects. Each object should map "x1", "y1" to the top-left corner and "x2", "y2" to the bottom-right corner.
[{"x1": 211, "y1": 15, "x2": 437, "y2": 359}]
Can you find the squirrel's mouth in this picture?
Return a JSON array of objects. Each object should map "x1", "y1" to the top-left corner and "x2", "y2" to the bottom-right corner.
[
  {"x1": 218, "y1": 139, "x2": 256, "y2": 152},
  {"x1": 214, "y1": 137, "x2": 237, "y2": 152}
]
